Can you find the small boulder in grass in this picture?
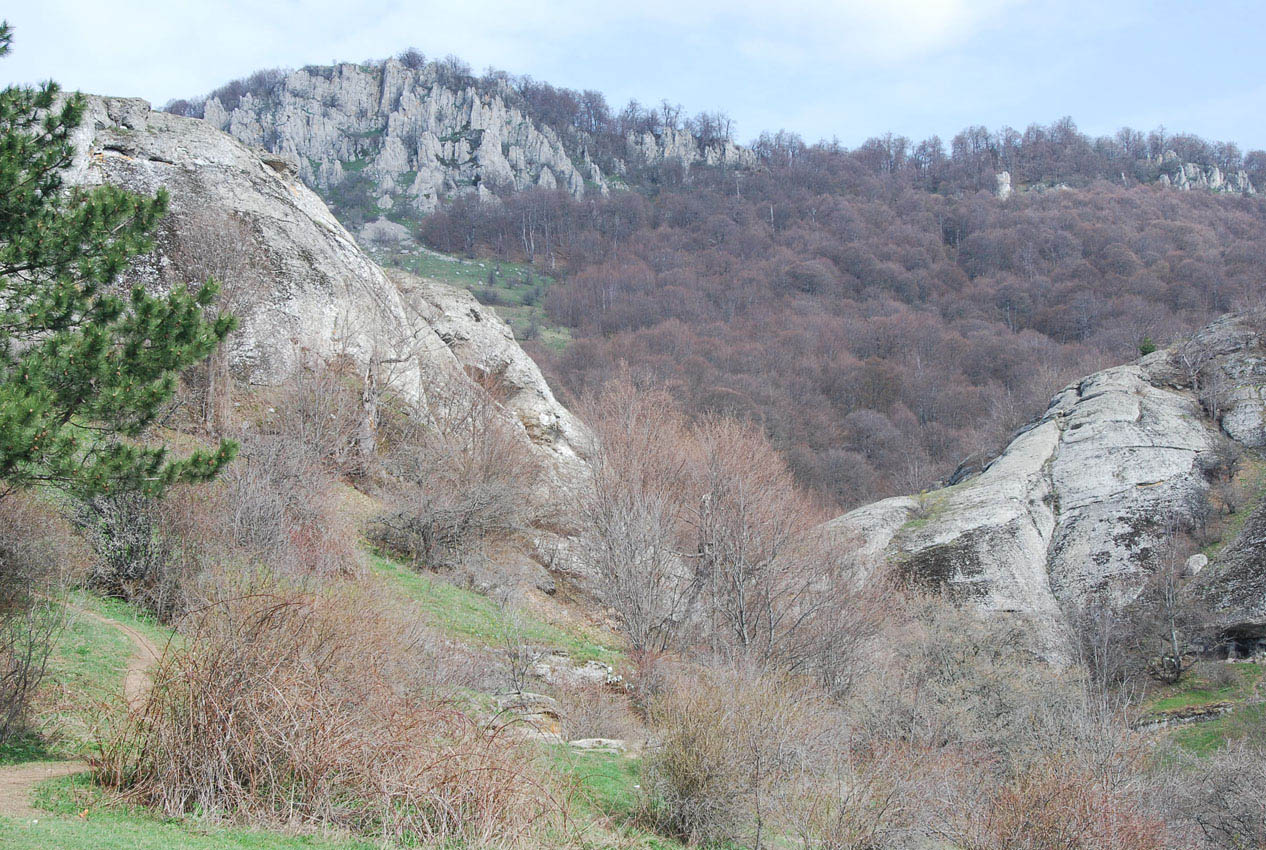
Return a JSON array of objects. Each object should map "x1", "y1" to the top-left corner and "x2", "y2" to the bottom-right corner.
[{"x1": 568, "y1": 738, "x2": 627, "y2": 753}]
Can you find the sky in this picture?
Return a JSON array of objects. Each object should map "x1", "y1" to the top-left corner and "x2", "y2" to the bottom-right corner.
[{"x1": 7, "y1": 0, "x2": 1266, "y2": 150}]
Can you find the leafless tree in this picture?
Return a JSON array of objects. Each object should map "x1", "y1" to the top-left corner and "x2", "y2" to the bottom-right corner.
[
  {"x1": 165, "y1": 211, "x2": 269, "y2": 433},
  {"x1": 1129, "y1": 520, "x2": 1206, "y2": 685},
  {"x1": 370, "y1": 374, "x2": 544, "y2": 570}
]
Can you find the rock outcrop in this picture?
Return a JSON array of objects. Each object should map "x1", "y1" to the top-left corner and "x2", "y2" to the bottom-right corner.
[
  {"x1": 828, "y1": 314, "x2": 1266, "y2": 656},
  {"x1": 1193, "y1": 499, "x2": 1266, "y2": 655},
  {"x1": 65, "y1": 96, "x2": 589, "y2": 485},
  {"x1": 997, "y1": 154, "x2": 1256, "y2": 201},
  {"x1": 1152, "y1": 151, "x2": 1257, "y2": 194},
  {"x1": 184, "y1": 61, "x2": 753, "y2": 222}
]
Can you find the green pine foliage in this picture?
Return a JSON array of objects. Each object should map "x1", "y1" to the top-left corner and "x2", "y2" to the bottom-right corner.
[{"x1": 0, "y1": 23, "x2": 236, "y2": 499}]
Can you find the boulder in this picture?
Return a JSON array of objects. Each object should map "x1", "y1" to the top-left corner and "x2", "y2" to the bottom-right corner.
[
  {"x1": 829, "y1": 314, "x2": 1266, "y2": 656},
  {"x1": 496, "y1": 692, "x2": 563, "y2": 742},
  {"x1": 568, "y1": 738, "x2": 627, "y2": 753}
]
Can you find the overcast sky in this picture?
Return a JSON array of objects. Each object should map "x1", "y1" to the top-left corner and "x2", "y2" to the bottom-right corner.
[{"x1": 7, "y1": 0, "x2": 1266, "y2": 150}]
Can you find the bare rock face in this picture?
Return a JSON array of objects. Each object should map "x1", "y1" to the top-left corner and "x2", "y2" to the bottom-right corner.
[
  {"x1": 829, "y1": 314, "x2": 1266, "y2": 657},
  {"x1": 65, "y1": 96, "x2": 589, "y2": 487},
  {"x1": 1153, "y1": 151, "x2": 1257, "y2": 195},
  {"x1": 1191, "y1": 500, "x2": 1266, "y2": 653},
  {"x1": 188, "y1": 61, "x2": 753, "y2": 222},
  {"x1": 995, "y1": 170, "x2": 1013, "y2": 200}
]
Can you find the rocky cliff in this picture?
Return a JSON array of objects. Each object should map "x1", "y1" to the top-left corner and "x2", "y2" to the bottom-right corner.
[
  {"x1": 65, "y1": 96, "x2": 590, "y2": 486},
  {"x1": 828, "y1": 314, "x2": 1266, "y2": 657},
  {"x1": 995, "y1": 154, "x2": 1257, "y2": 200},
  {"x1": 182, "y1": 60, "x2": 753, "y2": 232}
]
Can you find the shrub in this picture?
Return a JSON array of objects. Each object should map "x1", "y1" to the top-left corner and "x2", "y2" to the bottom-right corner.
[
  {"x1": 940, "y1": 755, "x2": 1169, "y2": 850},
  {"x1": 369, "y1": 377, "x2": 544, "y2": 570},
  {"x1": 554, "y1": 682, "x2": 638, "y2": 741},
  {"x1": 1164, "y1": 742, "x2": 1266, "y2": 849},
  {"x1": 98, "y1": 586, "x2": 565, "y2": 845},
  {"x1": 643, "y1": 666, "x2": 837, "y2": 846},
  {"x1": 89, "y1": 427, "x2": 362, "y2": 622},
  {"x1": 579, "y1": 377, "x2": 886, "y2": 692},
  {"x1": 0, "y1": 496, "x2": 81, "y2": 743},
  {"x1": 74, "y1": 491, "x2": 187, "y2": 620}
]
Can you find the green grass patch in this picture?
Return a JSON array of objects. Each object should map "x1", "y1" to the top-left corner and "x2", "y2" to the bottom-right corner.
[
  {"x1": 26, "y1": 592, "x2": 175, "y2": 760},
  {"x1": 1149, "y1": 663, "x2": 1255, "y2": 714},
  {"x1": 0, "y1": 732, "x2": 58, "y2": 766},
  {"x1": 1147, "y1": 663, "x2": 1261, "y2": 713},
  {"x1": 553, "y1": 748, "x2": 642, "y2": 820},
  {"x1": 1202, "y1": 453, "x2": 1266, "y2": 560},
  {"x1": 0, "y1": 774, "x2": 373, "y2": 850},
  {"x1": 1171, "y1": 702, "x2": 1266, "y2": 755},
  {"x1": 547, "y1": 748, "x2": 680, "y2": 849},
  {"x1": 377, "y1": 249, "x2": 570, "y2": 352},
  {"x1": 69, "y1": 592, "x2": 173, "y2": 656},
  {"x1": 1146, "y1": 663, "x2": 1266, "y2": 755},
  {"x1": 369, "y1": 553, "x2": 620, "y2": 665}
]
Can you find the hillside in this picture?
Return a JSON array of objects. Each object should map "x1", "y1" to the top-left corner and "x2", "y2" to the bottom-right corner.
[
  {"x1": 175, "y1": 59, "x2": 1266, "y2": 510},
  {"x1": 1, "y1": 39, "x2": 1264, "y2": 850}
]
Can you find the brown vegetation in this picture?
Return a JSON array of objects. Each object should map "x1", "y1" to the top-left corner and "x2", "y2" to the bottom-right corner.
[
  {"x1": 98, "y1": 585, "x2": 567, "y2": 846},
  {"x1": 423, "y1": 131, "x2": 1266, "y2": 508},
  {"x1": 580, "y1": 376, "x2": 886, "y2": 694},
  {"x1": 369, "y1": 374, "x2": 547, "y2": 572},
  {"x1": 0, "y1": 496, "x2": 84, "y2": 743}
]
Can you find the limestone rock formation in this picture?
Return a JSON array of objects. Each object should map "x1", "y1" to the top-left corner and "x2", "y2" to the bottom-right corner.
[
  {"x1": 1153, "y1": 151, "x2": 1256, "y2": 194},
  {"x1": 1191, "y1": 500, "x2": 1266, "y2": 656},
  {"x1": 65, "y1": 95, "x2": 589, "y2": 485},
  {"x1": 994, "y1": 170, "x2": 1012, "y2": 200},
  {"x1": 828, "y1": 314, "x2": 1266, "y2": 655},
  {"x1": 186, "y1": 61, "x2": 753, "y2": 223}
]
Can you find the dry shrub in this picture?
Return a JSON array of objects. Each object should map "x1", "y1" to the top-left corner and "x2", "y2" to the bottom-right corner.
[
  {"x1": 261, "y1": 355, "x2": 370, "y2": 478},
  {"x1": 643, "y1": 665, "x2": 839, "y2": 846},
  {"x1": 74, "y1": 491, "x2": 196, "y2": 621},
  {"x1": 370, "y1": 375, "x2": 545, "y2": 570},
  {"x1": 98, "y1": 585, "x2": 566, "y2": 846},
  {"x1": 851, "y1": 595, "x2": 1109, "y2": 759},
  {"x1": 159, "y1": 432, "x2": 361, "y2": 581},
  {"x1": 1162, "y1": 741, "x2": 1266, "y2": 849},
  {"x1": 580, "y1": 376, "x2": 887, "y2": 694},
  {"x1": 0, "y1": 495, "x2": 84, "y2": 742},
  {"x1": 579, "y1": 378, "x2": 701, "y2": 654},
  {"x1": 838, "y1": 593, "x2": 1167, "y2": 849},
  {"x1": 554, "y1": 682, "x2": 639, "y2": 741},
  {"x1": 940, "y1": 755, "x2": 1169, "y2": 850},
  {"x1": 788, "y1": 741, "x2": 933, "y2": 850}
]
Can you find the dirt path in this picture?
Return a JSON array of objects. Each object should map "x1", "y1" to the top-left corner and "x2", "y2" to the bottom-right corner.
[
  {"x1": 72, "y1": 605, "x2": 162, "y2": 708},
  {"x1": 0, "y1": 602, "x2": 162, "y2": 820}
]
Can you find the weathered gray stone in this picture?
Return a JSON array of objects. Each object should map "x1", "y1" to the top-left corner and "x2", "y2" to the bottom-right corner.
[
  {"x1": 828, "y1": 316, "x2": 1266, "y2": 656},
  {"x1": 192, "y1": 61, "x2": 754, "y2": 225},
  {"x1": 66, "y1": 96, "x2": 589, "y2": 491},
  {"x1": 995, "y1": 170, "x2": 1012, "y2": 200}
]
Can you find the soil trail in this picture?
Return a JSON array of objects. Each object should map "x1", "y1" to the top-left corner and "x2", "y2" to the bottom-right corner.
[
  {"x1": 0, "y1": 601, "x2": 161, "y2": 819},
  {"x1": 72, "y1": 605, "x2": 161, "y2": 708}
]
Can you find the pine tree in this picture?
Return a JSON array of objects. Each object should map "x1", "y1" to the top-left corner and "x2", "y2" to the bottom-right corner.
[{"x1": 0, "y1": 23, "x2": 237, "y2": 500}]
